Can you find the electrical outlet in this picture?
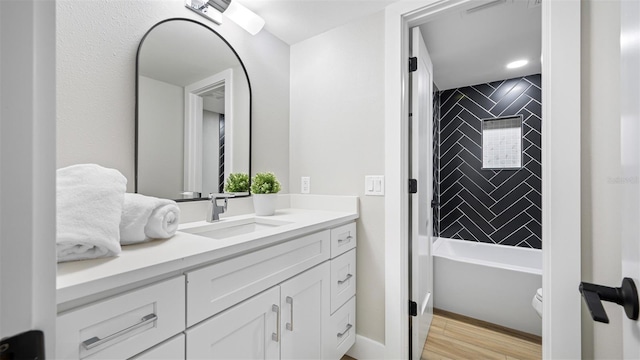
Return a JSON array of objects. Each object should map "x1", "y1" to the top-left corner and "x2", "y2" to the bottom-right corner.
[{"x1": 301, "y1": 177, "x2": 310, "y2": 194}]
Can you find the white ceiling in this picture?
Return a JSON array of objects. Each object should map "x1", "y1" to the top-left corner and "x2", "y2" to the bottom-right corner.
[
  {"x1": 241, "y1": 0, "x2": 400, "y2": 45},
  {"x1": 240, "y1": 0, "x2": 541, "y2": 90},
  {"x1": 419, "y1": 0, "x2": 541, "y2": 90}
]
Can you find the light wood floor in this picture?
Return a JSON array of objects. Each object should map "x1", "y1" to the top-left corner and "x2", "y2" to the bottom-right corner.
[
  {"x1": 421, "y1": 309, "x2": 541, "y2": 360},
  {"x1": 341, "y1": 309, "x2": 540, "y2": 360}
]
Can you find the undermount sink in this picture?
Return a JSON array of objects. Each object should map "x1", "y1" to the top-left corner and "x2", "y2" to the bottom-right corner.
[{"x1": 179, "y1": 217, "x2": 292, "y2": 239}]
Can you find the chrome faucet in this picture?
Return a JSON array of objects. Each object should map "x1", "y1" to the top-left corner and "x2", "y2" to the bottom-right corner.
[{"x1": 207, "y1": 193, "x2": 235, "y2": 222}]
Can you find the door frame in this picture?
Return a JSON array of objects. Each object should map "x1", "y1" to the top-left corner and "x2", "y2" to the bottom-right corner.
[
  {"x1": 383, "y1": 0, "x2": 582, "y2": 358},
  {"x1": 184, "y1": 69, "x2": 234, "y2": 194},
  {"x1": 0, "y1": 0, "x2": 57, "y2": 355}
]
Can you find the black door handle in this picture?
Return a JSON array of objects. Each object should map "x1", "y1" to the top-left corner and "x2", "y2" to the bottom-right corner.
[{"x1": 579, "y1": 277, "x2": 639, "y2": 323}]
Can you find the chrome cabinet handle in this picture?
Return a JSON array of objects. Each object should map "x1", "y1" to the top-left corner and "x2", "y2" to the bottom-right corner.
[
  {"x1": 338, "y1": 274, "x2": 353, "y2": 285},
  {"x1": 337, "y1": 323, "x2": 353, "y2": 338},
  {"x1": 338, "y1": 235, "x2": 353, "y2": 244},
  {"x1": 285, "y1": 296, "x2": 294, "y2": 331},
  {"x1": 271, "y1": 304, "x2": 280, "y2": 342},
  {"x1": 82, "y1": 313, "x2": 157, "y2": 350}
]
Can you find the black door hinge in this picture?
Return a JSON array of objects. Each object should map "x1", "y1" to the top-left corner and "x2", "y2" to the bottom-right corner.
[
  {"x1": 409, "y1": 179, "x2": 417, "y2": 194},
  {"x1": 409, "y1": 57, "x2": 417, "y2": 72},
  {"x1": 409, "y1": 300, "x2": 418, "y2": 316}
]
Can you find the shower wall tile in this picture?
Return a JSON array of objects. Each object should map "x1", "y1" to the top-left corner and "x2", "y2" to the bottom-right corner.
[
  {"x1": 435, "y1": 74, "x2": 542, "y2": 249},
  {"x1": 433, "y1": 83, "x2": 441, "y2": 237}
]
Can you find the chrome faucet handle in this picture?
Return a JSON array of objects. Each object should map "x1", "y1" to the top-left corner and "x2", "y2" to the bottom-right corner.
[{"x1": 206, "y1": 193, "x2": 235, "y2": 222}]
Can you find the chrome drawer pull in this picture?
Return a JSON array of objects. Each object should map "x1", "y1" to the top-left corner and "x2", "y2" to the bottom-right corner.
[
  {"x1": 338, "y1": 274, "x2": 353, "y2": 285},
  {"x1": 271, "y1": 304, "x2": 280, "y2": 342},
  {"x1": 338, "y1": 235, "x2": 353, "y2": 244},
  {"x1": 82, "y1": 313, "x2": 157, "y2": 350},
  {"x1": 337, "y1": 323, "x2": 353, "y2": 338},
  {"x1": 285, "y1": 296, "x2": 294, "y2": 331}
]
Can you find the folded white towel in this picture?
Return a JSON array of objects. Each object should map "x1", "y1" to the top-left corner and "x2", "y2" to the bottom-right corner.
[
  {"x1": 56, "y1": 164, "x2": 127, "y2": 263},
  {"x1": 120, "y1": 193, "x2": 180, "y2": 245}
]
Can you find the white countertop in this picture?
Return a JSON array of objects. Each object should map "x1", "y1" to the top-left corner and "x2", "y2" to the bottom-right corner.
[{"x1": 57, "y1": 208, "x2": 358, "y2": 306}]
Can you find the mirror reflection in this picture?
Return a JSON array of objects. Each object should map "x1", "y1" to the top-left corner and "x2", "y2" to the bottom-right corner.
[{"x1": 136, "y1": 19, "x2": 251, "y2": 201}]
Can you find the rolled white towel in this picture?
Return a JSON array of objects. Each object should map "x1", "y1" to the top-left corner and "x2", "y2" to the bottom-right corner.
[
  {"x1": 57, "y1": 164, "x2": 127, "y2": 263},
  {"x1": 120, "y1": 193, "x2": 180, "y2": 245}
]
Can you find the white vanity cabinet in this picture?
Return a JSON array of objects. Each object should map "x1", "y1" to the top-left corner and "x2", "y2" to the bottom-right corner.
[
  {"x1": 185, "y1": 230, "x2": 331, "y2": 327},
  {"x1": 186, "y1": 262, "x2": 331, "y2": 359},
  {"x1": 184, "y1": 221, "x2": 357, "y2": 360},
  {"x1": 57, "y1": 216, "x2": 357, "y2": 360},
  {"x1": 326, "y1": 223, "x2": 357, "y2": 359},
  {"x1": 56, "y1": 276, "x2": 185, "y2": 360},
  {"x1": 280, "y1": 261, "x2": 331, "y2": 359},
  {"x1": 131, "y1": 334, "x2": 186, "y2": 360},
  {"x1": 186, "y1": 286, "x2": 281, "y2": 359}
]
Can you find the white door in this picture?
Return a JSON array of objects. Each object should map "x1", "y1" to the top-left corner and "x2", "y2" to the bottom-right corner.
[
  {"x1": 185, "y1": 286, "x2": 280, "y2": 360},
  {"x1": 280, "y1": 262, "x2": 330, "y2": 360},
  {"x1": 620, "y1": 0, "x2": 640, "y2": 358},
  {"x1": 410, "y1": 26, "x2": 434, "y2": 360}
]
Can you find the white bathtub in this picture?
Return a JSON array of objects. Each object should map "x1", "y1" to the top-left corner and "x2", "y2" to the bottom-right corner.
[{"x1": 433, "y1": 237, "x2": 542, "y2": 336}]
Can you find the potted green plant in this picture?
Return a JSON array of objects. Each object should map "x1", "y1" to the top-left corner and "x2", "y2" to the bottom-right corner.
[
  {"x1": 224, "y1": 173, "x2": 249, "y2": 193},
  {"x1": 250, "y1": 172, "x2": 281, "y2": 216}
]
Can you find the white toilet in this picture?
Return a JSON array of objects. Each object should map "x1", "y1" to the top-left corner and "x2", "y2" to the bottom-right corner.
[{"x1": 531, "y1": 288, "x2": 543, "y2": 318}]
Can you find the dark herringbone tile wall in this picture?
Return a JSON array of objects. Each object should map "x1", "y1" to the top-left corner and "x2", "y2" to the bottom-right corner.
[
  {"x1": 433, "y1": 85, "x2": 441, "y2": 237},
  {"x1": 435, "y1": 74, "x2": 542, "y2": 249}
]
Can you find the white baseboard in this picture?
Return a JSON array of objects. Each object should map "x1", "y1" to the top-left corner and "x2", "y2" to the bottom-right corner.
[{"x1": 346, "y1": 334, "x2": 385, "y2": 360}]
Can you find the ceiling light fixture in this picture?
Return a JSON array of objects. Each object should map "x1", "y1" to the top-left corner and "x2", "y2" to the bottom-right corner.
[
  {"x1": 185, "y1": 0, "x2": 265, "y2": 35},
  {"x1": 506, "y1": 59, "x2": 529, "y2": 69},
  {"x1": 224, "y1": 1, "x2": 265, "y2": 35}
]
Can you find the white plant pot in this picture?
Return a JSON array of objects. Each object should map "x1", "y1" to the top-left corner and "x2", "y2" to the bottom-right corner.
[{"x1": 253, "y1": 193, "x2": 277, "y2": 216}]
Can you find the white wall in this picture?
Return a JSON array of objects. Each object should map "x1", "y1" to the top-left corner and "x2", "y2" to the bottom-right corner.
[
  {"x1": 138, "y1": 76, "x2": 184, "y2": 199},
  {"x1": 581, "y1": 0, "x2": 622, "y2": 358},
  {"x1": 290, "y1": 11, "x2": 386, "y2": 343},
  {"x1": 56, "y1": 0, "x2": 290, "y2": 192},
  {"x1": 231, "y1": 65, "x2": 251, "y2": 178}
]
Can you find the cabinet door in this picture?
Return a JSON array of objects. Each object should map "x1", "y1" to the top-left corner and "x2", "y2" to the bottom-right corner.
[
  {"x1": 186, "y1": 286, "x2": 280, "y2": 360},
  {"x1": 280, "y1": 262, "x2": 331, "y2": 360}
]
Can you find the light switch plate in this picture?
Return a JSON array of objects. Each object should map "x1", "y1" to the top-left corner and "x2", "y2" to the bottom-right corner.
[{"x1": 365, "y1": 176, "x2": 384, "y2": 196}]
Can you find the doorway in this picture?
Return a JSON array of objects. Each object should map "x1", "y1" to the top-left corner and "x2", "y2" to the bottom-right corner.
[{"x1": 383, "y1": 0, "x2": 582, "y2": 358}]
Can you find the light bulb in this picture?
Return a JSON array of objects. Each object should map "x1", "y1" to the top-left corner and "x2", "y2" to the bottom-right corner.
[{"x1": 224, "y1": 1, "x2": 265, "y2": 35}]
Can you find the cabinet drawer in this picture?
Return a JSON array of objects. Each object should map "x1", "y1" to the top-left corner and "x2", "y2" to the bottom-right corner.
[
  {"x1": 130, "y1": 334, "x2": 185, "y2": 360},
  {"x1": 327, "y1": 296, "x2": 356, "y2": 359},
  {"x1": 330, "y1": 222, "x2": 356, "y2": 258},
  {"x1": 56, "y1": 276, "x2": 185, "y2": 360},
  {"x1": 330, "y1": 249, "x2": 356, "y2": 314},
  {"x1": 186, "y1": 230, "x2": 330, "y2": 326}
]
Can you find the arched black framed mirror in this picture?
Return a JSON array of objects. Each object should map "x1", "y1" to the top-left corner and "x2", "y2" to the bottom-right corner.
[{"x1": 135, "y1": 18, "x2": 251, "y2": 201}]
